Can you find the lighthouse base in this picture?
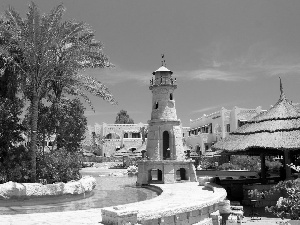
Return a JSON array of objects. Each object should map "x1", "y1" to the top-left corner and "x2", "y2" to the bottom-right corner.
[{"x1": 136, "y1": 160, "x2": 197, "y2": 186}]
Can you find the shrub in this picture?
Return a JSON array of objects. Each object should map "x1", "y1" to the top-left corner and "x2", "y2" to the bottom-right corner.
[
  {"x1": 248, "y1": 179, "x2": 300, "y2": 220},
  {"x1": 264, "y1": 179, "x2": 300, "y2": 220},
  {"x1": 230, "y1": 155, "x2": 261, "y2": 171},
  {"x1": 0, "y1": 145, "x2": 31, "y2": 183},
  {"x1": 266, "y1": 160, "x2": 282, "y2": 173},
  {"x1": 218, "y1": 162, "x2": 241, "y2": 170},
  {"x1": 36, "y1": 149, "x2": 82, "y2": 183}
]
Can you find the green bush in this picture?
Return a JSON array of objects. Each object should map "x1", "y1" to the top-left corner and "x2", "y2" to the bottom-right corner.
[
  {"x1": 217, "y1": 162, "x2": 241, "y2": 170},
  {"x1": 36, "y1": 149, "x2": 82, "y2": 183},
  {"x1": 252, "y1": 179, "x2": 300, "y2": 220},
  {"x1": 0, "y1": 145, "x2": 31, "y2": 183},
  {"x1": 266, "y1": 160, "x2": 282, "y2": 173}
]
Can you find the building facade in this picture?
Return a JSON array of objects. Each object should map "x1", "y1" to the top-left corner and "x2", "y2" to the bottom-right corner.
[
  {"x1": 91, "y1": 122, "x2": 147, "y2": 157},
  {"x1": 185, "y1": 106, "x2": 266, "y2": 156}
]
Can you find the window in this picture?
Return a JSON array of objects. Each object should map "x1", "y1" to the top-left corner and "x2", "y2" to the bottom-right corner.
[
  {"x1": 226, "y1": 124, "x2": 230, "y2": 132},
  {"x1": 124, "y1": 133, "x2": 128, "y2": 138},
  {"x1": 105, "y1": 133, "x2": 112, "y2": 139},
  {"x1": 238, "y1": 120, "x2": 247, "y2": 127},
  {"x1": 170, "y1": 93, "x2": 173, "y2": 100},
  {"x1": 154, "y1": 101, "x2": 159, "y2": 109},
  {"x1": 132, "y1": 133, "x2": 140, "y2": 138}
]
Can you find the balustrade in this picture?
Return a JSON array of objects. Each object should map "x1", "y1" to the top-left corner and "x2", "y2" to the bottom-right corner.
[{"x1": 149, "y1": 76, "x2": 177, "y2": 87}]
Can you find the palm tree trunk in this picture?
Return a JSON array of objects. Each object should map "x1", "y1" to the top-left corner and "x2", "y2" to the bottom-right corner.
[{"x1": 29, "y1": 93, "x2": 39, "y2": 182}]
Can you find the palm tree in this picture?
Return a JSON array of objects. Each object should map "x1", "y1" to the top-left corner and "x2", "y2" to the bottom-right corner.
[{"x1": 0, "y1": 2, "x2": 117, "y2": 181}]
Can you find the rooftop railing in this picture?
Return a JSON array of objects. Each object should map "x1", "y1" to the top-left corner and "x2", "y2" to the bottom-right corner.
[{"x1": 149, "y1": 76, "x2": 177, "y2": 87}]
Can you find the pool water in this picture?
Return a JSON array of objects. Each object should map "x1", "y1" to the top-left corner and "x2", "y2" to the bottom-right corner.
[{"x1": 0, "y1": 169, "x2": 157, "y2": 215}]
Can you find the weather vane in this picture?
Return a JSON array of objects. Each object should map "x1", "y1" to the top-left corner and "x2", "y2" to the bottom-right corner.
[{"x1": 161, "y1": 54, "x2": 166, "y2": 67}]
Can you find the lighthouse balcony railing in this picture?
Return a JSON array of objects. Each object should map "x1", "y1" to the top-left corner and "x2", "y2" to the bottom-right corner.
[{"x1": 149, "y1": 77, "x2": 177, "y2": 87}]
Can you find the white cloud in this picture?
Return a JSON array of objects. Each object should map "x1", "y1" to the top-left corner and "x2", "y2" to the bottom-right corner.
[
  {"x1": 180, "y1": 69, "x2": 251, "y2": 82},
  {"x1": 84, "y1": 110, "x2": 115, "y2": 117},
  {"x1": 85, "y1": 67, "x2": 150, "y2": 85},
  {"x1": 191, "y1": 101, "x2": 243, "y2": 115},
  {"x1": 186, "y1": 42, "x2": 300, "y2": 82}
]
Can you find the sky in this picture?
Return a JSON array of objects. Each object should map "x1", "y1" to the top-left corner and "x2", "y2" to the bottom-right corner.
[{"x1": 2, "y1": 0, "x2": 300, "y2": 127}]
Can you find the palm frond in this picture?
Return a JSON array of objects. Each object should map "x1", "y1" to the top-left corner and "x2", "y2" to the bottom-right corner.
[{"x1": 64, "y1": 85, "x2": 95, "y2": 111}]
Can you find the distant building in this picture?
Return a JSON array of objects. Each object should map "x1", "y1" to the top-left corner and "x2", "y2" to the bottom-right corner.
[
  {"x1": 91, "y1": 122, "x2": 148, "y2": 156},
  {"x1": 184, "y1": 106, "x2": 267, "y2": 155}
]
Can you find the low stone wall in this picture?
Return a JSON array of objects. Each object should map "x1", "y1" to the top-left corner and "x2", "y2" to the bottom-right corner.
[
  {"x1": 101, "y1": 182, "x2": 227, "y2": 225},
  {"x1": 196, "y1": 170, "x2": 258, "y2": 178},
  {"x1": 0, "y1": 176, "x2": 96, "y2": 200}
]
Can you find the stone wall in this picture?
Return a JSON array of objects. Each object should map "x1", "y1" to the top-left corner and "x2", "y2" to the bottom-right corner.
[
  {"x1": 101, "y1": 182, "x2": 227, "y2": 225},
  {"x1": 0, "y1": 176, "x2": 96, "y2": 200}
]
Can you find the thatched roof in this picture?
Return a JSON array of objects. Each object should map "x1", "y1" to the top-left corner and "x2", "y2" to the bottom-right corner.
[{"x1": 212, "y1": 79, "x2": 300, "y2": 155}]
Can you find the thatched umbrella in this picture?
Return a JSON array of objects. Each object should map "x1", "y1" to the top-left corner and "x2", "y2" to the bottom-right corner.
[{"x1": 212, "y1": 79, "x2": 300, "y2": 182}]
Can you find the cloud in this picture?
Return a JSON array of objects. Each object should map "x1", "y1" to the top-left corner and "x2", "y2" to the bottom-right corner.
[
  {"x1": 191, "y1": 101, "x2": 243, "y2": 115},
  {"x1": 185, "y1": 41, "x2": 300, "y2": 82},
  {"x1": 180, "y1": 69, "x2": 251, "y2": 82},
  {"x1": 84, "y1": 110, "x2": 115, "y2": 117},
  {"x1": 84, "y1": 109, "x2": 143, "y2": 117},
  {"x1": 84, "y1": 42, "x2": 300, "y2": 85},
  {"x1": 261, "y1": 64, "x2": 300, "y2": 77},
  {"x1": 85, "y1": 67, "x2": 150, "y2": 85}
]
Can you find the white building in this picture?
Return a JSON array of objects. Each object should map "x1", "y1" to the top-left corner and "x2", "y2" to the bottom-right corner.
[
  {"x1": 91, "y1": 122, "x2": 148, "y2": 157},
  {"x1": 184, "y1": 106, "x2": 266, "y2": 155}
]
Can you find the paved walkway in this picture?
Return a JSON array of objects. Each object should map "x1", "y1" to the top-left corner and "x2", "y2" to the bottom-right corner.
[
  {"x1": 0, "y1": 181, "x2": 294, "y2": 225},
  {"x1": 0, "y1": 209, "x2": 103, "y2": 225},
  {"x1": 0, "y1": 208, "x2": 294, "y2": 225}
]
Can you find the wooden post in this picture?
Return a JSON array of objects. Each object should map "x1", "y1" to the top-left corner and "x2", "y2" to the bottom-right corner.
[
  {"x1": 284, "y1": 150, "x2": 292, "y2": 180},
  {"x1": 260, "y1": 153, "x2": 266, "y2": 184}
]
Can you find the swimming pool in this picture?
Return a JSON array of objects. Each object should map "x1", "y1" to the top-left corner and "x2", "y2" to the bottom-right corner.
[{"x1": 0, "y1": 169, "x2": 157, "y2": 215}]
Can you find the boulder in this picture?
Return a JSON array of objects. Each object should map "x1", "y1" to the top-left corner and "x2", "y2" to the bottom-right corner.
[{"x1": 0, "y1": 181, "x2": 26, "y2": 199}]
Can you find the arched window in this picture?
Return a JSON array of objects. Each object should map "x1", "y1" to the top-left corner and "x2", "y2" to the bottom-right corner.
[
  {"x1": 170, "y1": 93, "x2": 173, "y2": 100},
  {"x1": 105, "y1": 133, "x2": 112, "y2": 139},
  {"x1": 106, "y1": 133, "x2": 121, "y2": 139},
  {"x1": 163, "y1": 131, "x2": 170, "y2": 159},
  {"x1": 176, "y1": 168, "x2": 188, "y2": 181}
]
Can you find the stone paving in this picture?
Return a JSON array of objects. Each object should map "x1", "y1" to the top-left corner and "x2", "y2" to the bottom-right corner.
[
  {"x1": 0, "y1": 207, "x2": 293, "y2": 225},
  {"x1": 0, "y1": 180, "x2": 294, "y2": 225}
]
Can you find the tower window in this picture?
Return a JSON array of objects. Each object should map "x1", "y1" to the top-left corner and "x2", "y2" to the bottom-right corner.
[
  {"x1": 226, "y1": 124, "x2": 230, "y2": 132},
  {"x1": 154, "y1": 101, "x2": 159, "y2": 109},
  {"x1": 170, "y1": 93, "x2": 173, "y2": 100}
]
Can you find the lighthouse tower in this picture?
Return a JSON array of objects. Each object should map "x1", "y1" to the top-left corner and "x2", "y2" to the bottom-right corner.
[{"x1": 137, "y1": 58, "x2": 197, "y2": 185}]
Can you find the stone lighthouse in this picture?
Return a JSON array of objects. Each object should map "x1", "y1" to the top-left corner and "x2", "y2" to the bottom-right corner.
[{"x1": 137, "y1": 59, "x2": 197, "y2": 185}]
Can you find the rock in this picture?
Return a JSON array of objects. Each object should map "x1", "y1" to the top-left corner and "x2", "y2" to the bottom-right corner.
[
  {"x1": 0, "y1": 181, "x2": 26, "y2": 199},
  {"x1": 0, "y1": 177, "x2": 96, "y2": 199},
  {"x1": 63, "y1": 181, "x2": 84, "y2": 195},
  {"x1": 80, "y1": 176, "x2": 96, "y2": 192}
]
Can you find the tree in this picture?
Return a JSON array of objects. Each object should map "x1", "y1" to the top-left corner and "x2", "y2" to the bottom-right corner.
[
  {"x1": 0, "y1": 3, "x2": 117, "y2": 181},
  {"x1": 54, "y1": 98, "x2": 87, "y2": 152},
  {"x1": 23, "y1": 98, "x2": 87, "y2": 153},
  {"x1": 0, "y1": 97, "x2": 28, "y2": 183},
  {"x1": 115, "y1": 109, "x2": 134, "y2": 124}
]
